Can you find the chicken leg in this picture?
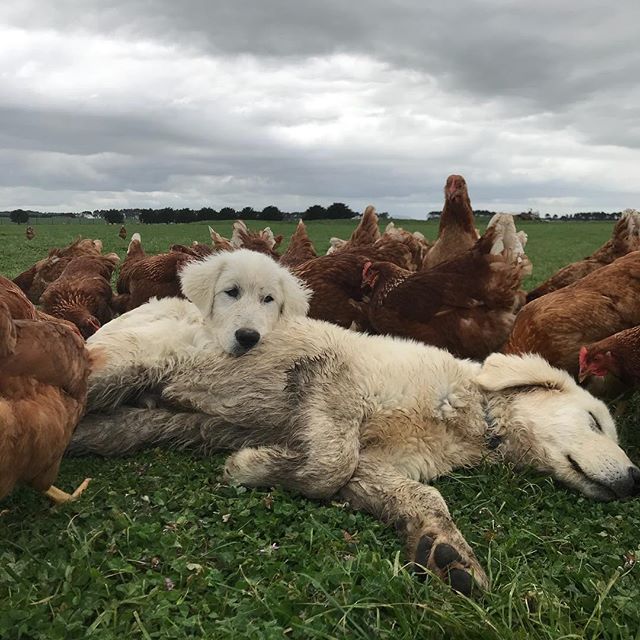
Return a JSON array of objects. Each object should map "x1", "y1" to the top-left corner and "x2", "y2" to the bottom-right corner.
[{"x1": 43, "y1": 478, "x2": 91, "y2": 505}]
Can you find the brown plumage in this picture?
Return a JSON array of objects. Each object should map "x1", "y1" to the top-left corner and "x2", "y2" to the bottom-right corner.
[
  {"x1": 0, "y1": 275, "x2": 39, "y2": 321},
  {"x1": 423, "y1": 174, "x2": 479, "y2": 269},
  {"x1": 279, "y1": 220, "x2": 317, "y2": 269},
  {"x1": 0, "y1": 280, "x2": 95, "y2": 502},
  {"x1": 231, "y1": 220, "x2": 281, "y2": 259},
  {"x1": 293, "y1": 253, "x2": 373, "y2": 329},
  {"x1": 363, "y1": 215, "x2": 530, "y2": 360},
  {"x1": 112, "y1": 233, "x2": 196, "y2": 314},
  {"x1": 190, "y1": 241, "x2": 215, "y2": 257},
  {"x1": 292, "y1": 223, "x2": 434, "y2": 330},
  {"x1": 112, "y1": 232, "x2": 145, "y2": 311},
  {"x1": 13, "y1": 237, "x2": 104, "y2": 303},
  {"x1": 506, "y1": 251, "x2": 640, "y2": 377},
  {"x1": 41, "y1": 254, "x2": 120, "y2": 339},
  {"x1": 325, "y1": 206, "x2": 381, "y2": 255},
  {"x1": 379, "y1": 223, "x2": 432, "y2": 270},
  {"x1": 579, "y1": 326, "x2": 640, "y2": 386},
  {"x1": 0, "y1": 275, "x2": 80, "y2": 337},
  {"x1": 25, "y1": 226, "x2": 35, "y2": 240},
  {"x1": 527, "y1": 209, "x2": 640, "y2": 301},
  {"x1": 348, "y1": 205, "x2": 381, "y2": 247},
  {"x1": 209, "y1": 226, "x2": 234, "y2": 252},
  {"x1": 325, "y1": 220, "x2": 426, "y2": 273},
  {"x1": 169, "y1": 243, "x2": 214, "y2": 258},
  {"x1": 119, "y1": 225, "x2": 127, "y2": 240}
]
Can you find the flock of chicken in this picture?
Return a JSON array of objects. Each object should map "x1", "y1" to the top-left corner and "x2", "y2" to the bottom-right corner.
[{"x1": 2, "y1": 173, "x2": 640, "y2": 504}]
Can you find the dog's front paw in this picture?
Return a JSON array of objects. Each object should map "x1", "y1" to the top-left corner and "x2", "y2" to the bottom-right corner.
[{"x1": 410, "y1": 530, "x2": 488, "y2": 596}]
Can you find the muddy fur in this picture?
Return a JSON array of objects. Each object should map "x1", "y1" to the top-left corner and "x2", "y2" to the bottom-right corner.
[{"x1": 69, "y1": 317, "x2": 639, "y2": 595}]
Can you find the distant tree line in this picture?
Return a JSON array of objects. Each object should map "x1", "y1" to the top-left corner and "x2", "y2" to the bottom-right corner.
[
  {"x1": 428, "y1": 210, "x2": 624, "y2": 222},
  {"x1": 2, "y1": 206, "x2": 625, "y2": 225},
  {"x1": 2, "y1": 202, "x2": 367, "y2": 225}
]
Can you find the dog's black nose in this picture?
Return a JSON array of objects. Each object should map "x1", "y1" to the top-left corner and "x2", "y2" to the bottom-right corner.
[
  {"x1": 629, "y1": 466, "x2": 640, "y2": 495},
  {"x1": 235, "y1": 328, "x2": 260, "y2": 350}
]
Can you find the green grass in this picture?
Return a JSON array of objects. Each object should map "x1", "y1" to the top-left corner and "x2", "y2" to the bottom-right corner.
[{"x1": 1, "y1": 220, "x2": 640, "y2": 639}]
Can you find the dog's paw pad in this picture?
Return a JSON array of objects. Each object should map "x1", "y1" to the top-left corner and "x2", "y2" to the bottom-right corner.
[
  {"x1": 412, "y1": 535, "x2": 434, "y2": 580},
  {"x1": 433, "y1": 543, "x2": 462, "y2": 569},
  {"x1": 448, "y1": 568, "x2": 474, "y2": 596}
]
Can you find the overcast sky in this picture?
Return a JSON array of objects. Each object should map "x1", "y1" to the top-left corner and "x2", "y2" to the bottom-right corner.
[{"x1": 1, "y1": 1, "x2": 639, "y2": 217}]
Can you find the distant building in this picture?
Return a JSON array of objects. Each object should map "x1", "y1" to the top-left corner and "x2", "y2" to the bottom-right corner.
[{"x1": 518, "y1": 209, "x2": 540, "y2": 221}]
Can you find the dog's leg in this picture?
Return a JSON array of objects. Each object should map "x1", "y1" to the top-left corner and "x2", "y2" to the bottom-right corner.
[
  {"x1": 223, "y1": 412, "x2": 360, "y2": 499},
  {"x1": 67, "y1": 407, "x2": 212, "y2": 457},
  {"x1": 338, "y1": 454, "x2": 488, "y2": 595}
]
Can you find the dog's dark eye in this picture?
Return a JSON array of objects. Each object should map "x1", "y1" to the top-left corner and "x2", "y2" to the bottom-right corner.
[
  {"x1": 263, "y1": 295, "x2": 274, "y2": 303},
  {"x1": 225, "y1": 287, "x2": 240, "y2": 298},
  {"x1": 588, "y1": 412, "x2": 603, "y2": 432}
]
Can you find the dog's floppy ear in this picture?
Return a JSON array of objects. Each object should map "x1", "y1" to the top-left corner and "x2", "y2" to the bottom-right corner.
[
  {"x1": 278, "y1": 271, "x2": 311, "y2": 319},
  {"x1": 179, "y1": 255, "x2": 225, "y2": 317},
  {"x1": 476, "y1": 353, "x2": 572, "y2": 392}
]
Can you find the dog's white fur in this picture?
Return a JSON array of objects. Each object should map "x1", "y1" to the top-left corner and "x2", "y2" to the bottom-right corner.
[
  {"x1": 75, "y1": 312, "x2": 638, "y2": 593},
  {"x1": 90, "y1": 249, "x2": 310, "y2": 358}
]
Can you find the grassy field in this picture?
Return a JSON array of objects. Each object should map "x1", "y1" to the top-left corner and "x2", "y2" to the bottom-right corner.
[{"x1": 1, "y1": 220, "x2": 639, "y2": 639}]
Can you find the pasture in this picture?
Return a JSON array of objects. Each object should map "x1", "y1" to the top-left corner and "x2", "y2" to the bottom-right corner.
[{"x1": 1, "y1": 220, "x2": 639, "y2": 639}]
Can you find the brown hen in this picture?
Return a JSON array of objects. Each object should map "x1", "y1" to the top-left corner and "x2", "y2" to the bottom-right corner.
[
  {"x1": 506, "y1": 251, "x2": 640, "y2": 377},
  {"x1": 326, "y1": 206, "x2": 381, "y2": 255},
  {"x1": 112, "y1": 233, "x2": 196, "y2": 314},
  {"x1": 293, "y1": 253, "x2": 373, "y2": 329},
  {"x1": 379, "y1": 223, "x2": 432, "y2": 269},
  {"x1": 41, "y1": 254, "x2": 120, "y2": 338},
  {"x1": 579, "y1": 325, "x2": 640, "y2": 386},
  {"x1": 364, "y1": 214, "x2": 531, "y2": 359},
  {"x1": 280, "y1": 220, "x2": 317, "y2": 269},
  {"x1": 209, "y1": 226, "x2": 234, "y2": 252},
  {"x1": 231, "y1": 220, "x2": 282, "y2": 259},
  {"x1": 169, "y1": 243, "x2": 214, "y2": 258},
  {"x1": 0, "y1": 281, "x2": 95, "y2": 503},
  {"x1": 423, "y1": 174, "x2": 479, "y2": 269},
  {"x1": 13, "y1": 237, "x2": 104, "y2": 303},
  {"x1": 527, "y1": 209, "x2": 640, "y2": 301}
]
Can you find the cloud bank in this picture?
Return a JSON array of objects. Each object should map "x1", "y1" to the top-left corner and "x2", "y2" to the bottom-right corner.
[{"x1": 1, "y1": 1, "x2": 639, "y2": 216}]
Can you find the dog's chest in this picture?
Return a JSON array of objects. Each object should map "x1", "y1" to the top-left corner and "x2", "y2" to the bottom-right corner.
[{"x1": 358, "y1": 375, "x2": 487, "y2": 483}]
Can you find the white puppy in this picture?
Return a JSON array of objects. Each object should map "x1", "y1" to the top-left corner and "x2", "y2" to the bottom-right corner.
[
  {"x1": 89, "y1": 249, "x2": 310, "y2": 367},
  {"x1": 179, "y1": 249, "x2": 310, "y2": 355}
]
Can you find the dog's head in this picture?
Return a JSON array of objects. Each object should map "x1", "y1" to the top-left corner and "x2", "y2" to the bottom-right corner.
[
  {"x1": 180, "y1": 249, "x2": 310, "y2": 356},
  {"x1": 477, "y1": 353, "x2": 640, "y2": 501}
]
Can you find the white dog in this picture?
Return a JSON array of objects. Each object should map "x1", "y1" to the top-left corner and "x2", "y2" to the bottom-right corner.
[
  {"x1": 71, "y1": 313, "x2": 639, "y2": 596},
  {"x1": 89, "y1": 249, "x2": 311, "y2": 363}
]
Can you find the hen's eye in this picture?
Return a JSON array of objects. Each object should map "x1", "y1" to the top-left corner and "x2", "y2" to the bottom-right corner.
[
  {"x1": 225, "y1": 287, "x2": 240, "y2": 298},
  {"x1": 263, "y1": 295, "x2": 274, "y2": 303}
]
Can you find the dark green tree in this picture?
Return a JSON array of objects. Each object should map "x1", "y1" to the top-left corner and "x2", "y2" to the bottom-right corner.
[
  {"x1": 260, "y1": 205, "x2": 283, "y2": 221},
  {"x1": 326, "y1": 202, "x2": 355, "y2": 219},
  {"x1": 10, "y1": 209, "x2": 29, "y2": 224},
  {"x1": 102, "y1": 210, "x2": 125, "y2": 224},
  {"x1": 302, "y1": 204, "x2": 327, "y2": 220},
  {"x1": 219, "y1": 207, "x2": 237, "y2": 219}
]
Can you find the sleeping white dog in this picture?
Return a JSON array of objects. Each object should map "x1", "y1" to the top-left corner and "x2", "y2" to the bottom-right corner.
[{"x1": 89, "y1": 249, "x2": 311, "y2": 371}]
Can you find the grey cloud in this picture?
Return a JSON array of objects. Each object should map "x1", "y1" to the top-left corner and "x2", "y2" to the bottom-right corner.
[
  {"x1": 0, "y1": 1, "x2": 639, "y2": 215},
  {"x1": 5, "y1": 1, "x2": 638, "y2": 113}
]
